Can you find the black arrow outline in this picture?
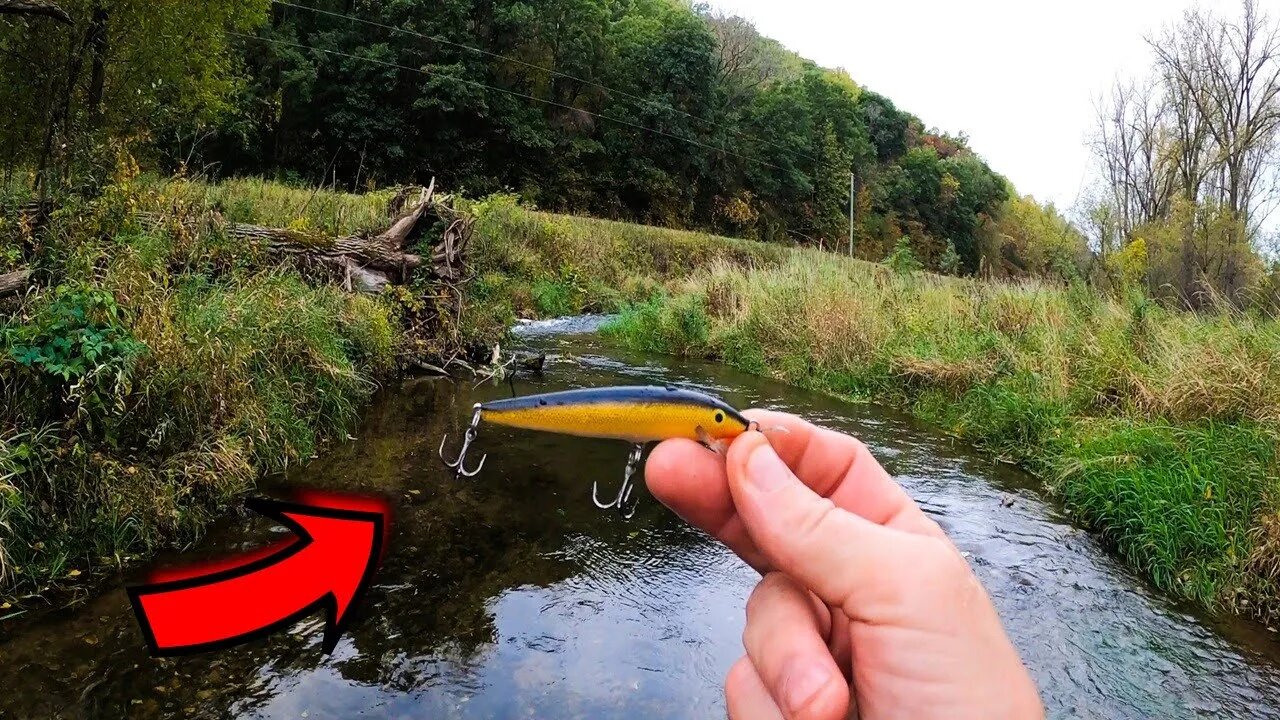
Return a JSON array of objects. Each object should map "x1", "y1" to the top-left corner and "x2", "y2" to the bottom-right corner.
[{"x1": 126, "y1": 497, "x2": 386, "y2": 657}]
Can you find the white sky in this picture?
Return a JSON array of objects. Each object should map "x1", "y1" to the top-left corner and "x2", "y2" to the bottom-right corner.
[{"x1": 703, "y1": 0, "x2": 1251, "y2": 212}]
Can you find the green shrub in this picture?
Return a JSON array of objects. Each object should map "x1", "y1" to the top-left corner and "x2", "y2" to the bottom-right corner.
[
  {"x1": 604, "y1": 295, "x2": 711, "y2": 357},
  {"x1": 885, "y1": 236, "x2": 923, "y2": 274}
]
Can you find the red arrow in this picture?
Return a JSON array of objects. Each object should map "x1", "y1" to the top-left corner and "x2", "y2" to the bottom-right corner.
[{"x1": 127, "y1": 495, "x2": 389, "y2": 656}]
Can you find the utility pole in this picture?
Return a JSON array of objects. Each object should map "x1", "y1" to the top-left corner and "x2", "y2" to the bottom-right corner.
[{"x1": 848, "y1": 170, "x2": 856, "y2": 258}]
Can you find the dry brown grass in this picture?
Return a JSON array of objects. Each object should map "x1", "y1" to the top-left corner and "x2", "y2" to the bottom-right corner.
[
  {"x1": 892, "y1": 355, "x2": 1000, "y2": 393},
  {"x1": 1141, "y1": 328, "x2": 1280, "y2": 426},
  {"x1": 1248, "y1": 511, "x2": 1280, "y2": 598}
]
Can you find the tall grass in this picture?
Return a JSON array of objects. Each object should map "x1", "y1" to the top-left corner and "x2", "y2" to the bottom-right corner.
[
  {"x1": 465, "y1": 195, "x2": 785, "y2": 328},
  {"x1": 602, "y1": 252, "x2": 1280, "y2": 621},
  {"x1": 0, "y1": 174, "x2": 399, "y2": 601},
  {"x1": 144, "y1": 175, "x2": 399, "y2": 236}
]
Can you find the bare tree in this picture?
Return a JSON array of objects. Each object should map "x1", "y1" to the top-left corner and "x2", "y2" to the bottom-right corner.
[
  {"x1": 1072, "y1": 184, "x2": 1122, "y2": 259},
  {"x1": 1160, "y1": 56, "x2": 1214, "y2": 202},
  {"x1": 1149, "y1": 0, "x2": 1280, "y2": 240},
  {"x1": 704, "y1": 11, "x2": 778, "y2": 110},
  {"x1": 1090, "y1": 78, "x2": 1178, "y2": 239}
]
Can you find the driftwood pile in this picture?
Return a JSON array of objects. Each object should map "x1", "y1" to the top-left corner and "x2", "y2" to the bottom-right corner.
[{"x1": 214, "y1": 181, "x2": 473, "y2": 295}]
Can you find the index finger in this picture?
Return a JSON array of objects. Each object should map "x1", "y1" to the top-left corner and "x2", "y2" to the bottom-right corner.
[{"x1": 645, "y1": 411, "x2": 942, "y2": 571}]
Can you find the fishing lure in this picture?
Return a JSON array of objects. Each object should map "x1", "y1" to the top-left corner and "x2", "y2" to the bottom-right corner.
[{"x1": 439, "y1": 385, "x2": 752, "y2": 518}]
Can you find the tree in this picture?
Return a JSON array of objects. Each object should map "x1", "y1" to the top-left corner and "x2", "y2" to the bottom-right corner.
[
  {"x1": 704, "y1": 10, "x2": 776, "y2": 110},
  {"x1": 856, "y1": 90, "x2": 908, "y2": 162},
  {"x1": 1082, "y1": 0, "x2": 1280, "y2": 307},
  {"x1": 1150, "y1": 0, "x2": 1280, "y2": 238},
  {"x1": 0, "y1": 0, "x2": 269, "y2": 193},
  {"x1": 992, "y1": 195, "x2": 1091, "y2": 282},
  {"x1": 879, "y1": 146, "x2": 1007, "y2": 272},
  {"x1": 1091, "y1": 78, "x2": 1178, "y2": 239},
  {"x1": 1135, "y1": 198, "x2": 1261, "y2": 307}
]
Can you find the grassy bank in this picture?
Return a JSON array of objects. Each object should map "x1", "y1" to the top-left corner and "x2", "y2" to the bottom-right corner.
[
  {"x1": 601, "y1": 251, "x2": 1280, "y2": 621},
  {"x1": 464, "y1": 195, "x2": 786, "y2": 326},
  {"x1": 0, "y1": 176, "x2": 409, "y2": 605}
]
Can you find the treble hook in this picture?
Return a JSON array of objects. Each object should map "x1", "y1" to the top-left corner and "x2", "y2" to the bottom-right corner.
[
  {"x1": 594, "y1": 444, "x2": 645, "y2": 519},
  {"x1": 439, "y1": 404, "x2": 488, "y2": 478}
]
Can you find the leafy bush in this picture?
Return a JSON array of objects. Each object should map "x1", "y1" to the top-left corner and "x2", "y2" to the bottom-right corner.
[
  {"x1": 885, "y1": 236, "x2": 923, "y2": 274},
  {"x1": 5, "y1": 285, "x2": 143, "y2": 383}
]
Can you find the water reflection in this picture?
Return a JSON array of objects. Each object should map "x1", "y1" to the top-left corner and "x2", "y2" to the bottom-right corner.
[{"x1": 2, "y1": 323, "x2": 1280, "y2": 719}]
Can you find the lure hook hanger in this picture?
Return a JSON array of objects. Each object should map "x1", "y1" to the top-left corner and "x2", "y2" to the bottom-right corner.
[
  {"x1": 439, "y1": 404, "x2": 488, "y2": 478},
  {"x1": 594, "y1": 444, "x2": 645, "y2": 520}
]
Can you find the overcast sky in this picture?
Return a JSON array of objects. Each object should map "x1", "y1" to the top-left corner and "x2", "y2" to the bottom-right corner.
[{"x1": 703, "y1": 0, "x2": 1248, "y2": 213}]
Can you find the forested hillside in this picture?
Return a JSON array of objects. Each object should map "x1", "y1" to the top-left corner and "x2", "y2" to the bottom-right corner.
[{"x1": 1, "y1": 0, "x2": 1076, "y2": 275}]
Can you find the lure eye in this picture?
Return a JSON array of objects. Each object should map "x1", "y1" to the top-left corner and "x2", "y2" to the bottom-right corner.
[{"x1": 715, "y1": 412, "x2": 725, "y2": 424}]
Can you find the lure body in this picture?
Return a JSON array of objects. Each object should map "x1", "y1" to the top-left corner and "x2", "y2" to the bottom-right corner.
[{"x1": 479, "y1": 386, "x2": 750, "y2": 445}]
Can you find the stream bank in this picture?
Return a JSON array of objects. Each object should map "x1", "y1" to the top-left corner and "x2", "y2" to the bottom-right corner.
[{"x1": 2, "y1": 321, "x2": 1279, "y2": 719}]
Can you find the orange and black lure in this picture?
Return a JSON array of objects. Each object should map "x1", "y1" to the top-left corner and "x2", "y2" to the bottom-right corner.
[{"x1": 440, "y1": 386, "x2": 752, "y2": 518}]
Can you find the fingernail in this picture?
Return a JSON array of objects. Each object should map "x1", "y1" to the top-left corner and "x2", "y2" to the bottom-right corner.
[
  {"x1": 784, "y1": 661, "x2": 831, "y2": 715},
  {"x1": 745, "y1": 442, "x2": 790, "y2": 492}
]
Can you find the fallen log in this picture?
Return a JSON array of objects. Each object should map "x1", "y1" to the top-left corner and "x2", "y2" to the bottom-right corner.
[
  {"x1": 136, "y1": 182, "x2": 474, "y2": 295},
  {"x1": 225, "y1": 224, "x2": 424, "y2": 276},
  {"x1": 225, "y1": 185, "x2": 436, "y2": 284},
  {"x1": 0, "y1": 267, "x2": 31, "y2": 298}
]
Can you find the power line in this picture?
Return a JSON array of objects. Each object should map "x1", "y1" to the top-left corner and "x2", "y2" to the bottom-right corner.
[
  {"x1": 270, "y1": 0, "x2": 827, "y2": 167},
  {"x1": 230, "y1": 31, "x2": 793, "y2": 172}
]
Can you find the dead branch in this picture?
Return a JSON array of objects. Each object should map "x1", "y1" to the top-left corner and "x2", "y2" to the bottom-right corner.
[
  {"x1": 409, "y1": 360, "x2": 453, "y2": 377},
  {"x1": 0, "y1": 0, "x2": 71, "y2": 24},
  {"x1": 0, "y1": 268, "x2": 32, "y2": 298}
]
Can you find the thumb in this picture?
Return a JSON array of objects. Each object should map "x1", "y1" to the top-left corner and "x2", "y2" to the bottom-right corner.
[{"x1": 727, "y1": 432, "x2": 945, "y2": 623}]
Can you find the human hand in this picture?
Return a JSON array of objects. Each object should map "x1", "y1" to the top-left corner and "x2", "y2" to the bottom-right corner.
[{"x1": 645, "y1": 410, "x2": 1044, "y2": 720}]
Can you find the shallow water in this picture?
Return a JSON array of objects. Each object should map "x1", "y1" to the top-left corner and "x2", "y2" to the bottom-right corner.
[{"x1": 3, "y1": 319, "x2": 1280, "y2": 719}]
